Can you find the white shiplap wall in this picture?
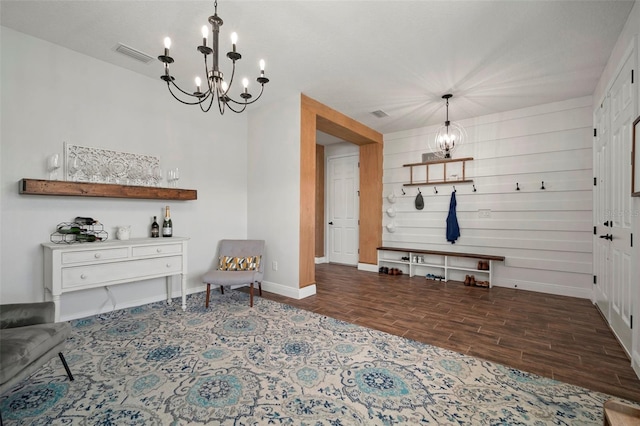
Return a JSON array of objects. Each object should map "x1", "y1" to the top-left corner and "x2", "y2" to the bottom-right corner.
[{"x1": 382, "y1": 97, "x2": 593, "y2": 299}]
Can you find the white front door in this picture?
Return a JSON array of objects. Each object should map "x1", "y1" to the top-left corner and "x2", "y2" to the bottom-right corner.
[
  {"x1": 599, "y1": 47, "x2": 635, "y2": 354},
  {"x1": 328, "y1": 155, "x2": 359, "y2": 265}
]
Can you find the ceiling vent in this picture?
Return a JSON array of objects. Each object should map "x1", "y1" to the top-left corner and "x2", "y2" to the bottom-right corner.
[
  {"x1": 370, "y1": 109, "x2": 389, "y2": 118},
  {"x1": 115, "y1": 43, "x2": 154, "y2": 64}
]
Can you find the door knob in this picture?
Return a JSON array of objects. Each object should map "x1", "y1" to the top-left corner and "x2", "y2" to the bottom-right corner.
[
  {"x1": 604, "y1": 221, "x2": 610, "y2": 227},
  {"x1": 328, "y1": 221, "x2": 333, "y2": 225},
  {"x1": 599, "y1": 234, "x2": 613, "y2": 241}
]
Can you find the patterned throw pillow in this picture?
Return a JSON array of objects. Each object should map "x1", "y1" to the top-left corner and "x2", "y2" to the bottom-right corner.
[{"x1": 218, "y1": 255, "x2": 261, "y2": 271}]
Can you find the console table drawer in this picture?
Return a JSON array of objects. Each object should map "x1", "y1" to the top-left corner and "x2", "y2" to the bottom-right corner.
[
  {"x1": 62, "y1": 256, "x2": 183, "y2": 289},
  {"x1": 62, "y1": 247, "x2": 129, "y2": 264},
  {"x1": 132, "y1": 243, "x2": 182, "y2": 257}
]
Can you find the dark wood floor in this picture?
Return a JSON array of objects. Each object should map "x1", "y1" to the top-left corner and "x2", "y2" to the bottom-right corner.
[{"x1": 257, "y1": 263, "x2": 640, "y2": 403}]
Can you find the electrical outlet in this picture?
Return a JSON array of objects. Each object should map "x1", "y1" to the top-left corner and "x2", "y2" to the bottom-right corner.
[
  {"x1": 478, "y1": 209, "x2": 491, "y2": 218},
  {"x1": 272, "y1": 261, "x2": 278, "y2": 271}
]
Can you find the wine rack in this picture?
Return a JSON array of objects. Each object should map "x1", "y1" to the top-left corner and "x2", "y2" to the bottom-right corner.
[{"x1": 50, "y1": 222, "x2": 109, "y2": 244}]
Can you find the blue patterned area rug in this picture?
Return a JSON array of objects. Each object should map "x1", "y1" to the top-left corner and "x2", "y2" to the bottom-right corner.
[{"x1": 0, "y1": 291, "x2": 627, "y2": 425}]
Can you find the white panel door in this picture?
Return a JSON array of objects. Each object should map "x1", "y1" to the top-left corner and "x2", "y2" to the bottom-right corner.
[
  {"x1": 594, "y1": 97, "x2": 611, "y2": 318},
  {"x1": 328, "y1": 155, "x2": 359, "y2": 265},
  {"x1": 605, "y1": 50, "x2": 635, "y2": 353}
]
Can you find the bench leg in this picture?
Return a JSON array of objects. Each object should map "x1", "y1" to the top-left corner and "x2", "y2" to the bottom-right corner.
[
  {"x1": 220, "y1": 285, "x2": 224, "y2": 295},
  {"x1": 258, "y1": 281, "x2": 262, "y2": 296},
  {"x1": 58, "y1": 352, "x2": 74, "y2": 381},
  {"x1": 250, "y1": 283, "x2": 254, "y2": 307},
  {"x1": 205, "y1": 283, "x2": 210, "y2": 308}
]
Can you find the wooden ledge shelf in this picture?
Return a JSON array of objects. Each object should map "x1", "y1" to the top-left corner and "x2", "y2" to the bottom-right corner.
[
  {"x1": 403, "y1": 157, "x2": 474, "y2": 187},
  {"x1": 19, "y1": 178, "x2": 197, "y2": 201}
]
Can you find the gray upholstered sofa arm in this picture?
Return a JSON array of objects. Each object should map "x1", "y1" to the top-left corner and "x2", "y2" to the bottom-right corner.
[{"x1": 0, "y1": 302, "x2": 55, "y2": 329}]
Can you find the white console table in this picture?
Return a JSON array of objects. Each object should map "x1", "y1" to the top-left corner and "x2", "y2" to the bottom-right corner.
[{"x1": 42, "y1": 237, "x2": 189, "y2": 321}]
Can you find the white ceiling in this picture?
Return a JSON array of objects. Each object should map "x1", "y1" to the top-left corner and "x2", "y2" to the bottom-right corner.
[{"x1": 1, "y1": 0, "x2": 634, "y2": 136}]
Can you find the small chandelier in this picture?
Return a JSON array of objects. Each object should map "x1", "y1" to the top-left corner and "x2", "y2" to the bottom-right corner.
[
  {"x1": 432, "y1": 94, "x2": 466, "y2": 159},
  {"x1": 157, "y1": 0, "x2": 269, "y2": 114}
]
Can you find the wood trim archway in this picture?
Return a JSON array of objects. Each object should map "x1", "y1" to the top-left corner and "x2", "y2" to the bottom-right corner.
[{"x1": 300, "y1": 94, "x2": 383, "y2": 288}]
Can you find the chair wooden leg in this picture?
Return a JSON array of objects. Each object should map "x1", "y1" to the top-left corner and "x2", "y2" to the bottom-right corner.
[
  {"x1": 258, "y1": 281, "x2": 262, "y2": 296},
  {"x1": 250, "y1": 283, "x2": 254, "y2": 307},
  {"x1": 58, "y1": 352, "x2": 74, "y2": 381},
  {"x1": 220, "y1": 285, "x2": 224, "y2": 295},
  {"x1": 205, "y1": 283, "x2": 210, "y2": 308}
]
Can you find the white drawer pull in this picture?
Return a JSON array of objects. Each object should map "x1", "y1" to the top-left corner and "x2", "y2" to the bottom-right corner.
[
  {"x1": 157, "y1": 248, "x2": 162, "y2": 253},
  {"x1": 166, "y1": 263, "x2": 171, "y2": 268},
  {"x1": 94, "y1": 253, "x2": 101, "y2": 259},
  {"x1": 81, "y1": 274, "x2": 87, "y2": 279}
]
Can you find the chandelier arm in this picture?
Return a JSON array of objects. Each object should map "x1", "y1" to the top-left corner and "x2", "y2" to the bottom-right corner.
[
  {"x1": 222, "y1": 100, "x2": 248, "y2": 114},
  {"x1": 222, "y1": 61, "x2": 237, "y2": 97},
  {"x1": 223, "y1": 84, "x2": 264, "y2": 106},
  {"x1": 215, "y1": 93, "x2": 227, "y2": 115},
  {"x1": 198, "y1": 88, "x2": 217, "y2": 113},
  {"x1": 167, "y1": 81, "x2": 211, "y2": 105},
  {"x1": 166, "y1": 83, "x2": 210, "y2": 106}
]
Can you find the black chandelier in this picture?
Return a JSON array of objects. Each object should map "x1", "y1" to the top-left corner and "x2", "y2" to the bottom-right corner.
[
  {"x1": 431, "y1": 94, "x2": 466, "y2": 159},
  {"x1": 158, "y1": 0, "x2": 269, "y2": 114}
]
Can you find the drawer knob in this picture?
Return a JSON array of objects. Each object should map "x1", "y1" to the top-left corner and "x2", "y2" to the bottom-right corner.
[
  {"x1": 94, "y1": 253, "x2": 101, "y2": 259},
  {"x1": 166, "y1": 263, "x2": 171, "y2": 268},
  {"x1": 157, "y1": 248, "x2": 162, "y2": 253},
  {"x1": 81, "y1": 274, "x2": 87, "y2": 279}
]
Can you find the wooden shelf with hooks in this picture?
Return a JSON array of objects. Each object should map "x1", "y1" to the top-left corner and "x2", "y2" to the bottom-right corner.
[{"x1": 403, "y1": 157, "x2": 474, "y2": 187}]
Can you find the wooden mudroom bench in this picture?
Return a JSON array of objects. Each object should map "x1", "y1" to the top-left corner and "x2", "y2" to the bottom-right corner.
[{"x1": 377, "y1": 246, "x2": 505, "y2": 287}]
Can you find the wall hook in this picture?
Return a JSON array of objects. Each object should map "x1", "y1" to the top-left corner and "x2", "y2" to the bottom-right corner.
[
  {"x1": 453, "y1": 185, "x2": 456, "y2": 193},
  {"x1": 473, "y1": 184, "x2": 477, "y2": 192},
  {"x1": 401, "y1": 188, "x2": 406, "y2": 195},
  {"x1": 540, "y1": 181, "x2": 546, "y2": 190},
  {"x1": 516, "y1": 182, "x2": 520, "y2": 191},
  {"x1": 417, "y1": 188, "x2": 421, "y2": 194},
  {"x1": 434, "y1": 187, "x2": 438, "y2": 194}
]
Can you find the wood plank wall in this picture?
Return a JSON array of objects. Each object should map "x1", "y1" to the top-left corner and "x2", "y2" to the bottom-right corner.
[{"x1": 382, "y1": 97, "x2": 594, "y2": 298}]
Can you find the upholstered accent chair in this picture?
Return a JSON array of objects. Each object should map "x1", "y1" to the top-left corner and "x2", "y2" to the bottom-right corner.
[
  {"x1": 202, "y1": 239, "x2": 265, "y2": 308},
  {"x1": 0, "y1": 302, "x2": 74, "y2": 396}
]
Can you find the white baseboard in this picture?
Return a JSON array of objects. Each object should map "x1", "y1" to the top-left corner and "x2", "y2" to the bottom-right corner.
[
  {"x1": 315, "y1": 257, "x2": 327, "y2": 264},
  {"x1": 358, "y1": 263, "x2": 378, "y2": 272},
  {"x1": 493, "y1": 279, "x2": 593, "y2": 300},
  {"x1": 633, "y1": 349, "x2": 640, "y2": 379},
  {"x1": 262, "y1": 281, "x2": 316, "y2": 299}
]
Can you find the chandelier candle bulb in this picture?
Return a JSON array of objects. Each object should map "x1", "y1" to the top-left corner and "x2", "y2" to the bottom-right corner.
[
  {"x1": 231, "y1": 32, "x2": 238, "y2": 52},
  {"x1": 201, "y1": 26, "x2": 208, "y2": 47},
  {"x1": 260, "y1": 59, "x2": 265, "y2": 76},
  {"x1": 195, "y1": 76, "x2": 201, "y2": 92},
  {"x1": 163, "y1": 37, "x2": 171, "y2": 56}
]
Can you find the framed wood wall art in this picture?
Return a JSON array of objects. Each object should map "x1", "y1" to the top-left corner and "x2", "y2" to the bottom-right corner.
[{"x1": 634, "y1": 115, "x2": 640, "y2": 196}]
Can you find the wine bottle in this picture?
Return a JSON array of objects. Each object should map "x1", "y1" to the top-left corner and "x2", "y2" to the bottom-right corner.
[
  {"x1": 76, "y1": 233, "x2": 97, "y2": 242},
  {"x1": 162, "y1": 206, "x2": 172, "y2": 237},
  {"x1": 74, "y1": 217, "x2": 97, "y2": 225},
  {"x1": 151, "y1": 216, "x2": 160, "y2": 238}
]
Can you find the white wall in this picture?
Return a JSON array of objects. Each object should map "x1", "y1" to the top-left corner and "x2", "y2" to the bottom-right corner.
[
  {"x1": 247, "y1": 94, "x2": 313, "y2": 298},
  {"x1": 383, "y1": 96, "x2": 593, "y2": 299},
  {"x1": 1, "y1": 27, "x2": 249, "y2": 319}
]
